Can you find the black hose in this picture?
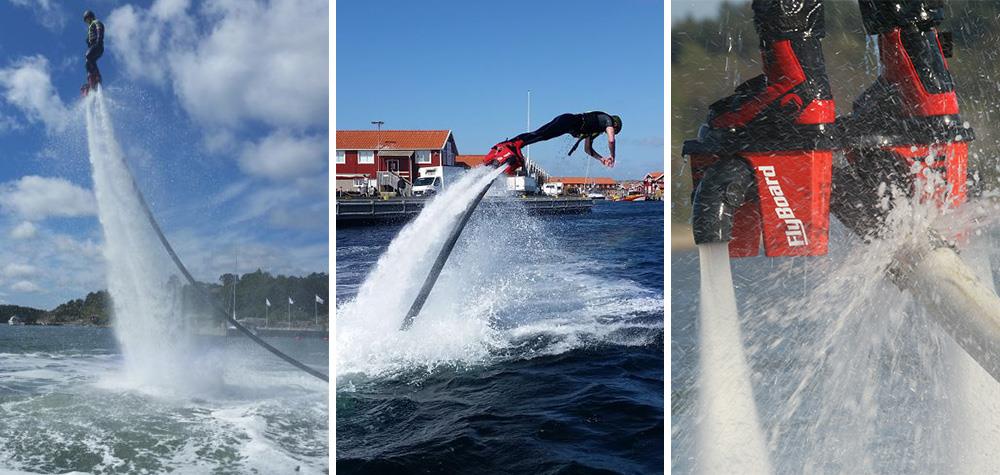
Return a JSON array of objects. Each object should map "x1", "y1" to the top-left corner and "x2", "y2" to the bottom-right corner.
[
  {"x1": 130, "y1": 177, "x2": 329, "y2": 382},
  {"x1": 399, "y1": 176, "x2": 493, "y2": 330}
]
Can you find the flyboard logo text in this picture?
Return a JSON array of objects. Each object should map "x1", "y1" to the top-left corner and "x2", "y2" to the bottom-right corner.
[{"x1": 757, "y1": 165, "x2": 808, "y2": 247}]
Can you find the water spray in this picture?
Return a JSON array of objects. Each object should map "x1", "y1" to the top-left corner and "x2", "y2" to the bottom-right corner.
[
  {"x1": 86, "y1": 89, "x2": 328, "y2": 383},
  {"x1": 400, "y1": 167, "x2": 502, "y2": 330}
]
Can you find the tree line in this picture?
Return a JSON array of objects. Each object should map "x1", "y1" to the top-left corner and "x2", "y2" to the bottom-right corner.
[{"x1": 9, "y1": 270, "x2": 329, "y2": 326}]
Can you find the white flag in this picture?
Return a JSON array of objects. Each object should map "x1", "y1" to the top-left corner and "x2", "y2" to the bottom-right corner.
[
  {"x1": 288, "y1": 297, "x2": 294, "y2": 305},
  {"x1": 265, "y1": 298, "x2": 271, "y2": 307},
  {"x1": 315, "y1": 295, "x2": 324, "y2": 304}
]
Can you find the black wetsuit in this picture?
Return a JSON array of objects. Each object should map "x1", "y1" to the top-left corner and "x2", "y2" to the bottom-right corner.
[
  {"x1": 86, "y1": 19, "x2": 104, "y2": 76},
  {"x1": 513, "y1": 111, "x2": 615, "y2": 146}
]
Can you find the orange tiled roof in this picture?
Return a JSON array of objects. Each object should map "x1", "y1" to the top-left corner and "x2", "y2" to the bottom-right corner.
[
  {"x1": 645, "y1": 171, "x2": 664, "y2": 181},
  {"x1": 336, "y1": 130, "x2": 451, "y2": 150},
  {"x1": 455, "y1": 154, "x2": 485, "y2": 168},
  {"x1": 548, "y1": 176, "x2": 618, "y2": 186}
]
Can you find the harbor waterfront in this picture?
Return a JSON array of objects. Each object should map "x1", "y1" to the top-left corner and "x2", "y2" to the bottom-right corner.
[
  {"x1": 336, "y1": 195, "x2": 594, "y2": 224},
  {"x1": 336, "y1": 200, "x2": 664, "y2": 473}
]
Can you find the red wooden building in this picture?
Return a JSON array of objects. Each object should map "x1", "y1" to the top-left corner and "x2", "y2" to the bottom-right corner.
[
  {"x1": 643, "y1": 171, "x2": 664, "y2": 198},
  {"x1": 335, "y1": 130, "x2": 459, "y2": 193}
]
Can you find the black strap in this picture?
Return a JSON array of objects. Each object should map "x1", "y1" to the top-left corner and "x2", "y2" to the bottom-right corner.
[{"x1": 567, "y1": 136, "x2": 585, "y2": 156}]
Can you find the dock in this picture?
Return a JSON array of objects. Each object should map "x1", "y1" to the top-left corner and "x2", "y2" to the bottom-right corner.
[{"x1": 336, "y1": 195, "x2": 593, "y2": 225}]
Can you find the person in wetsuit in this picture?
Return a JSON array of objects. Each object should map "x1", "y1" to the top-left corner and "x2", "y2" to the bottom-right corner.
[
  {"x1": 484, "y1": 111, "x2": 622, "y2": 171},
  {"x1": 82, "y1": 10, "x2": 104, "y2": 94}
]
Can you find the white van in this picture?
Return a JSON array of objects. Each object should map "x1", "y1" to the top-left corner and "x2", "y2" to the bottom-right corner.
[
  {"x1": 542, "y1": 182, "x2": 564, "y2": 197},
  {"x1": 412, "y1": 166, "x2": 464, "y2": 196}
]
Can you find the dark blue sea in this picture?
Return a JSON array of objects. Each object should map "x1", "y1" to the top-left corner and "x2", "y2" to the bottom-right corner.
[{"x1": 335, "y1": 200, "x2": 664, "y2": 475}]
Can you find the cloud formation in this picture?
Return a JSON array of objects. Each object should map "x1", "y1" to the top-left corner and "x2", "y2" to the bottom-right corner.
[
  {"x1": 109, "y1": 0, "x2": 328, "y2": 131},
  {"x1": 0, "y1": 56, "x2": 69, "y2": 132},
  {"x1": 0, "y1": 176, "x2": 96, "y2": 220},
  {"x1": 239, "y1": 131, "x2": 327, "y2": 181},
  {"x1": 10, "y1": 280, "x2": 41, "y2": 293},
  {"x1": 9, "y1": 221, "x2": 37, "y2": 239},
  {"x1": 7, "y1": 0, "x2": 65, "y2": 30}
]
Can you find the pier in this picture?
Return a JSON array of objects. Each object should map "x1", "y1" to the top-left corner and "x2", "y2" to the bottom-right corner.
[{"x1": 336, "y1": 195, "x2": 593, "y2": 225}]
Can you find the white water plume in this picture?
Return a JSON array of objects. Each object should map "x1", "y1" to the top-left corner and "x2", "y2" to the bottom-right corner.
[
  {"x1": 84, "y1": 89, "x2": 212, "y2": 392},
  {"x1": 695, "y1": 242, "x2": 771, "y2": 474},
  {"x1": 336, "y1": 167, "x2": 661, "y2": 379}
]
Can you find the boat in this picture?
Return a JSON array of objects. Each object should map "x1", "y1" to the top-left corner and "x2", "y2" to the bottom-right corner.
[
  {"x1": 622, "y1": 193, "x2": 646, "y2": 202},
  {"x1": 586, "y1": 191, "x2": 606, "y2": 200}
]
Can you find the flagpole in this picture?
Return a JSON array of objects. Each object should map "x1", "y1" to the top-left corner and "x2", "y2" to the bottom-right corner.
[
  {"x1": 265, "y1": 301, "x2": 269, "y2": 328},
  {"x1": 287, "y1": 298, "x2": 291, "y2": 329}
]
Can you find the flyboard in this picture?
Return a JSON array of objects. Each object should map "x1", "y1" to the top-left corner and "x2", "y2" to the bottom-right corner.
[
  {"x1": 399, "y1": 172, "x2": 494, "y2": 331},
  {"x1": 86, "y1": 89, "x2": 328, "y2": 382}
]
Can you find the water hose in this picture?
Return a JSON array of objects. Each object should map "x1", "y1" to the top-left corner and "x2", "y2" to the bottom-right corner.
[{"x1": 399, "y1": 176, "x2": 494, "y2": 330}]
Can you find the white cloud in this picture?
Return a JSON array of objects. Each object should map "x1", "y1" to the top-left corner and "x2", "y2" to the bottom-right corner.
[
  {"x1": 7, "y1": 0, "x2": 66, "y2": 30},
  {"x1": 10, "y1": 280, "x2": 41, "y2": 293},
  {"x1": 9, "y1": 221, "x2": 37, "y2": 239},
  {"x1": 109, "y1": 0, "x2": 328, "y2": 130},
  {"x1": 239, "y1": 131, "x2": 327, "y2": 181},
  {"x1": 0, "y1": 176, "x2": 96, "y2": 220},
  {"x1": 3, "y1": 263, "x2": 38, "y2": 277},
  {"x1": 0, "y1": 56, "x2": 69, "y2": 132}
]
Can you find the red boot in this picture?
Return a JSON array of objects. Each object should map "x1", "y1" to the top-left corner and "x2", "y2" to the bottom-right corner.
[{"x1": 481, "y1": 139, "x2": 525, "y2": 175}]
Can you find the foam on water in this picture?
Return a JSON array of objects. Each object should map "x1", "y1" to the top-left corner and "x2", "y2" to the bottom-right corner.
[
  {"x1": 336, "y1": 167, "x2": 662, "y2": 380},
  {"x1": 84, "y1": 90, "x2": 217, "y2": 393}
]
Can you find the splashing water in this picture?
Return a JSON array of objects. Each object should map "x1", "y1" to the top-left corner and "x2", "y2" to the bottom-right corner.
[
  {"x1": 336, "y1": 167, "x2": 662, "y2": 380},
  {"x1": 695, "y1": 242, "x2": 771, "y2": 473},
  {"x1": 674, "y1": 163, "x2": 1000, "y2": 472},
  {"x1": 84, "y1": 90, "x2": 210, "y2": 392}
]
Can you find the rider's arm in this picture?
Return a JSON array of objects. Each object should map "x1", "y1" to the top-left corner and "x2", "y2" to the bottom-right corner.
[
  {"x1": 605, "y1": 126, "x2": 616, "y2": 160},
  {"x1": 584, "y1": 136, "x2": 602, "y2": 160}
]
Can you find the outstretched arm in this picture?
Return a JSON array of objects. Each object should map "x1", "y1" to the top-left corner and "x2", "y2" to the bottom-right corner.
[
  {"x1": 605, "y1": 126, "x2": 616, "y2": 160},
  {"x1": 584, "y1": 136, "x2": 601, "y2": 160}
]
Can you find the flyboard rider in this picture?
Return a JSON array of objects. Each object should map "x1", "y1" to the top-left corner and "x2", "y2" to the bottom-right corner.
[
  {"x1": 81, "y1": 9, "x2": 105, "y2": 96},
  {"x1": 683, "y1": 0, "x2": 972, "y2": 256},
  {"x1": 482, "y1": 112, "x2": 622, "y2": 172}
]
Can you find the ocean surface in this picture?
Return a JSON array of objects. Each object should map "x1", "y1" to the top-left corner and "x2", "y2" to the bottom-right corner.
[
  {"x1": 336, "y1": 200, "x2": 664, "y2": 474},
  {"x1": 0, "y1": 325, "x2": 328, "y2": 474}
]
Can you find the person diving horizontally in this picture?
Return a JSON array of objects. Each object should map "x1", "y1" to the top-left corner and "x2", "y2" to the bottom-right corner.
[
  {"x1": 483, "y1": 111, "x2": 622, "y2": 173},
  {"x1": 81, "y1": 9, "x2": 105, "y2": 96}
]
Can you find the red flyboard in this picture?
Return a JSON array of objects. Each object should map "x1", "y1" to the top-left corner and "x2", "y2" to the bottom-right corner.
[{"x1": 743, "y1": 150, "x2": 833, "y2": 257}]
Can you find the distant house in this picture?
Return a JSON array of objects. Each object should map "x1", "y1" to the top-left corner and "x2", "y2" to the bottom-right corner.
[
  {"x1": 643, "y1": 171, "x2": 664, "y2": 199},
  {"x1": 8, "y1": 315, "x2": 25, "y2": 325},
  {"x1": 547, "y1": 176, "x2": 618, "y2": 192},
  {"x1": 335, "y1": 130, "x2": 459, "y2": 194},
  {"x1": 454, "y1": 154, "x2": 484, "y2": 169}
]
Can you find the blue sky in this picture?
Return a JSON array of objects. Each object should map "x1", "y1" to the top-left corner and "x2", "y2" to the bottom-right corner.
[
  {"x1": 335, "y1": 0, "x2": 664, "y2": 181},
  {"x1": 0, "y1": 0, "x2": 328, "y2": 309}
]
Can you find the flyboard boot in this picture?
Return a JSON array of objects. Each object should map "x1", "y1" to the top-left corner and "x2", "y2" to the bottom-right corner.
[
  {"x1": 683, "y1": 0, "x2": 836, "y2": 257},
  {"x1": 482, "y1": 139, "x2": 525, "y2": 175},
  {"x1": 834, "y1": 0, "x2": 974, "y2": 240},
  {"x1": 833, "y1": 3, "x2": 1000, "y2": 384},
  {"x1": 80, "y1": 71, "x2": 102, "y2": 97}
]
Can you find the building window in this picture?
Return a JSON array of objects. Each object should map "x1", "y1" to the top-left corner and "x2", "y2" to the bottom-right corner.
[
  {"x1": 358, "y1": 150, "x2": 374, "y2": 164},
  {"x1": 416, "y1": 150, "x2": 431, "y2": 164},
  {"x1": 336, "y1": 150, "x2": 346, "y2": 164}
]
